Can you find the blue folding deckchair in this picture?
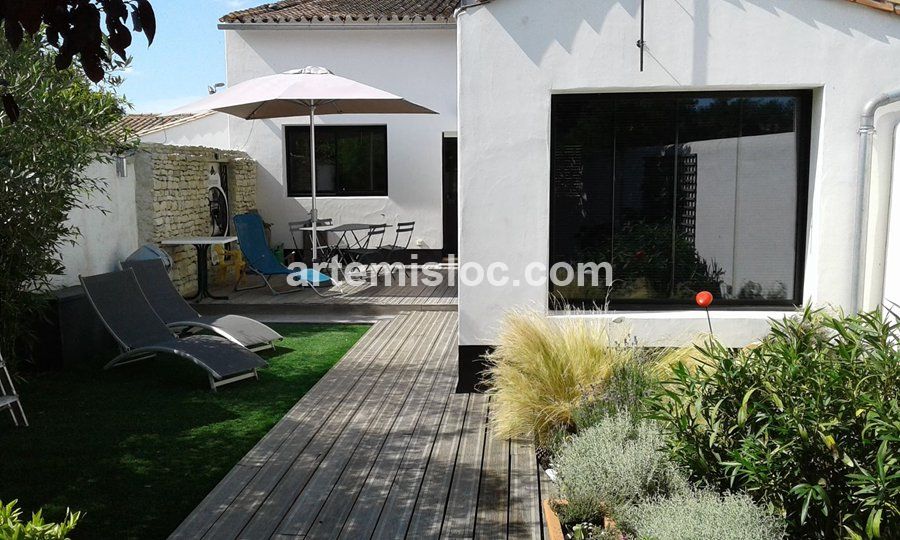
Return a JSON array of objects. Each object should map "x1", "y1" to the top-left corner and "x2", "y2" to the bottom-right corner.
[{"x1": 233, "y1": 213, "x2": 333, "y2": 295}]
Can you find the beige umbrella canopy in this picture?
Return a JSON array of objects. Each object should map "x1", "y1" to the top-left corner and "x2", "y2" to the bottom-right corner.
[{"x1": 165, "y1": 66, "x2": 436, "y2": 260}]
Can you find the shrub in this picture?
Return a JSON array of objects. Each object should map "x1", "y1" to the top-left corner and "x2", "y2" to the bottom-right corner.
[
  {"x1": 0, "y1": 500, "x2": 80, "y2": 540},
  {"x1": 485, "y1": 309, "x2": 697, "y2": 448},
  {"x1": 646, "y1": 307, "x2": 900, "y2": 538},
  {"x1": 484, "y1": 310, "x2": 627, "y2": 447},
  {"x1": 0, "y1": 30, "x2": 131, "y2": 369},
  {"x1": 620, "y1": 490, "x2": 786, "y2": 540},
  {"x1": 554, "y1": 412, "x2": 688, "y2": 524},
  {"x1": 571, "y1": 351, "x2": 666, "y2": 431}
]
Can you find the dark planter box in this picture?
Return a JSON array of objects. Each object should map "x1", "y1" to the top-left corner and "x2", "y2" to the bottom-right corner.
[{"x1": 26, "y1": 286, "x2": 118, "y2": 370}]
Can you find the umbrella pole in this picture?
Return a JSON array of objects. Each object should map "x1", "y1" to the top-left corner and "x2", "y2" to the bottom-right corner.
[{"x1": 309, "y1": 103, "x2": 318, "y2": 264}]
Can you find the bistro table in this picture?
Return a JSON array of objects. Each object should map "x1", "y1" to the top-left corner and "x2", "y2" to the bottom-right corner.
[
  {"x1": 161, "y1": 236, "x2": 237, "y2": 302},
  {"x1": 295, "y1": 223, "x2": 392, "y2": 262}
]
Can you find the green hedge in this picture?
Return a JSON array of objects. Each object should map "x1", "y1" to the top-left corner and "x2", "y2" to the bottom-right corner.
[{"x1": 647, "y1": 308, "x2": 900, "y2": 538}]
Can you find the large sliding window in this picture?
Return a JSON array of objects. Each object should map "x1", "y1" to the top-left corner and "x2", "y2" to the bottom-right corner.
[
  {"x1": 550, "y1": 91, "x2": 811, "y2": 308},
  {"x1": 286, "y1": 125, "x2": 388, "y2": 196}
]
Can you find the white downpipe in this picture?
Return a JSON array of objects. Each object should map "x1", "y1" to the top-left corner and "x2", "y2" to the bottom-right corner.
[
  {"x1": 309, "y1": 103, "x2": 318, "y2": 262},
  {"x1": 854, "y1": 90, "x2": 900, "y2": 312}
]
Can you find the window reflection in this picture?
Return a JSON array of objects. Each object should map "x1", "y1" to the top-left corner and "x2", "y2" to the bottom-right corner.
[
  {"x1": 286, "y1": 125, "x2": 388, "y2": 197},
  {"x1": 550, "y1": 92, "x2": 809, "y2": 307}
]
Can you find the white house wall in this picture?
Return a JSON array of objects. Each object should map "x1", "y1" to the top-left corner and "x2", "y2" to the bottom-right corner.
[
  {"x1": 223, "y1": 27, "x2": 458, "y2": 250},
  {"x1": 52, "y1": 160, "x2": 139, "y2": 288},
  {"x1": 457, "y1": 0, "x2": 900, "y2": 347}
]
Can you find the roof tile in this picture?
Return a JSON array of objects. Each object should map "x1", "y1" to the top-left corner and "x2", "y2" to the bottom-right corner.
[
  {"x1": 108, "y1": 114, "x2": 197, "y2": 137},
  {"x1": 221, "y1": 0, "x2": 458, "y2": 23}
]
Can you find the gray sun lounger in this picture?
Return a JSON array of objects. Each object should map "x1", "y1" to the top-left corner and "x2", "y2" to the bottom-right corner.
[
  {"x1": 80, "y1": 269, "x2": 267, "y2": 391},
  {"x1": 122, "y1": 258, "x2": 283, "y2": 352}
]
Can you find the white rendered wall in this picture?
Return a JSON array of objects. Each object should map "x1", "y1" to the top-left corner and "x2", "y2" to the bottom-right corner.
[
  {"x1": 458, "y1": 0, "x2": 900, "y2": 346},
  {"x1": 52, "y1": 160, "x2": 140, "y2": 287},
  {"x1": 140, "y1": 113, "x2": 230, "y2": 148},
  {"x1": 223, "y1": 26, "x2": 457, "y2": 250}
]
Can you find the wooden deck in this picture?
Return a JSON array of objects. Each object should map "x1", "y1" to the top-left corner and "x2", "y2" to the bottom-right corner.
[
  {"x1": 207, "y1": 272, "x2": 458, "y2": 309},
  {"x1": 170, "y1": 311, "x2": 545, "y2": 539}
]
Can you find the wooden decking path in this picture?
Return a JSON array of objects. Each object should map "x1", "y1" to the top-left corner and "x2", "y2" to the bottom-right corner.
[
  {"x1": 208, "y1": 272, "x2": 458, "y2": 308},
  {"x1": 170, "y1": 311, "x2": 545, "y2": 539}
]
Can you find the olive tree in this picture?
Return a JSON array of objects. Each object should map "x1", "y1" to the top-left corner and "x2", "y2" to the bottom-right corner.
[{"x1": 0, "y1": 30, "x2": 133, "y2": 367}]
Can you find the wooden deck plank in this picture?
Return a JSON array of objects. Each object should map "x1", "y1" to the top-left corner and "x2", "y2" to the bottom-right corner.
[
  {"x1": 404, "y1": 392, "x2": 470, "y2": 539},
  {"x1": 274, "y1": 313, "x2": 447, "y2": 537},
  {"x1": 171, "y1": 319, "x2": 399, "y2": 539},
  {"x1": 238, "y1": 313, "x2": 441, "y2": 539},
  {"x1": 306, "y1": 315, "x2": 458, "y2": 539},
  {"x1": 168, "y1": 465, "x2": 258, "y2": 539},
  {"x1": 364, "y1": 346, "x2": 462, "y2": 540},
  {"x1": 441, "y1": 393, "x2": 490, "y2": 539},
  {"x1": 337, "y1": 318, "x2": 459, "y2": 539},
  {"x1": 196, "y1": 315, "x2": 415, "y2": 538},
  {"x1": 539, "y1": 461, "x2": 553, "y2": 540},
  {"x1": 474, "y1": 406, "x2": 510, "y2": 539},
  {"x1": 240, "y1": 316, "x2": 400, "y2": 466},
  {"x1": 509, "y1": 439, "x2": 543, "y2": 540}
]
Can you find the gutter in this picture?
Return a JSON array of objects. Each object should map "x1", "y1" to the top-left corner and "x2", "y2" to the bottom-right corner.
[
  {"x1": 218, "y1": 21, "x2": 455, "y2": 30},
  {"x1": 853, "y1": 89, "x2": 900, "y2": 311},
  {"x1": 456, "y1": 0, "x2": 493, "y2": 16}
]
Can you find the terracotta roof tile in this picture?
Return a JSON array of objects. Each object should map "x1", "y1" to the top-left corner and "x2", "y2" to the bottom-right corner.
[
  {"x1": 221, "y1": 0, "x2": 458, "y2": 23},
  {"x1": 115, "y1": 114, "x2": 194, "y2": 135},
  {"x1": 106, "y1": 113, "x2": 213, "y2": 138},
  {"x1": 848, "y1": 0, "x2": 900, "y2": 15}
]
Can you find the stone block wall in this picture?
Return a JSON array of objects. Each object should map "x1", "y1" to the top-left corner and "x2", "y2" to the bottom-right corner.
[{"x1": 134, "y1": 143, "x2": 257, "y2": 295}]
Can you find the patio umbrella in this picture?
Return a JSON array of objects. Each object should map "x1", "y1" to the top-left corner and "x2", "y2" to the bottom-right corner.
[{"x1": 165, "y1": 66, "x2": 435, "y2": 262}]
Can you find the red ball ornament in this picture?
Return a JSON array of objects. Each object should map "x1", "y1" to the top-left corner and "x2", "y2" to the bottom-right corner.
[{"x1": 695, "y1": 291, "x2": 713, "y2": 308}]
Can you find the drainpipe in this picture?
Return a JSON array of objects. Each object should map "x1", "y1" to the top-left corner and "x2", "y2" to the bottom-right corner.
[{"x1": 853, "y1": 89, "x2": 900, "y2": 312}]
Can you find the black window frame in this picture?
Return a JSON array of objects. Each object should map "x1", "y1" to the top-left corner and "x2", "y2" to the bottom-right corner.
[
  {"x1": 548, "y1": 89, "x2": 812, "y2": 310},
  {"x1": 285, "y1": 124, "x2": 389, "y2": 197}
]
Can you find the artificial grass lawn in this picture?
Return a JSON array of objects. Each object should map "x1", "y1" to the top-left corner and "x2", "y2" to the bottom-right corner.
[{"x1": 0, "y1": 323, "x2": 369, "y2": 539}]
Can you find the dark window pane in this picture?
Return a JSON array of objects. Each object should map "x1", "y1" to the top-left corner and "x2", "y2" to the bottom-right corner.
[
  {"x1": 550, "y1": 91, "x2": 809, "y2": 308},
  {"x1": 612, "y1": 97, "x2": 677, "y2": 300},
  {"x1": 286, "y1": 128, "x2": 312, "y2": 195},
  {"x1": 741, "y1": 96, "x2": 797, "y2": 137},
  {"x1": 550, "y1": 95, "x2": 615, "y2": 296},
  {"x1": 286, "y1": 125, "x2": 388, "y2": 196}
]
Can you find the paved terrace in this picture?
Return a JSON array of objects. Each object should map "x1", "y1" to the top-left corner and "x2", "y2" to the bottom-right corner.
[{"x1": 170, "y1": 311, "x2": 546, "y2": 539}]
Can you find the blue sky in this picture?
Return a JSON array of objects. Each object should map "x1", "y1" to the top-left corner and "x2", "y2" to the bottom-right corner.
[{"x1": 119, "y1": 0, "x2": 256, "y2": 113}]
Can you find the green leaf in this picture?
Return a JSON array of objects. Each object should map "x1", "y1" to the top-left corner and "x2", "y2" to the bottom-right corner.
[
  {"x1": 738, "y1": 387, "x2": 758, "y2": 427},
  {"x1": 866, "y1": 508, "x2": 882, "y2": 538}
]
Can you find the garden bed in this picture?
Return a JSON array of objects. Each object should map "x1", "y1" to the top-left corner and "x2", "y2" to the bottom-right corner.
[{"x1": 484, "y1": 307, "x2": 900, "y2": 539}]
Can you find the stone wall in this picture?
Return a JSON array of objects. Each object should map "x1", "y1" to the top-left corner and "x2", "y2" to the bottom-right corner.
[{"x1": 134, "y1": 143, "x2": 257, "y2": 295}]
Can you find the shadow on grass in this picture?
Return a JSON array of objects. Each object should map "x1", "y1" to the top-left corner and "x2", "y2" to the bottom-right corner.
[{"x1": 0, "y1": 323, "x2": 369, "y2": 540}]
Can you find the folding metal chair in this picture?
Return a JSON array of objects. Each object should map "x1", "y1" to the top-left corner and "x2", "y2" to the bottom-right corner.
[
  {"x1": 344, "y1": 224, "x2": 389, "y2": 273},
  {"x1": 0, "y1": 352, "x2": 28, "y2": 427},
  {"x1": 381, "y1": 221, "x2": 415, "y2": 258},
  {"x1": 288, "y1": 218, "x2": 334, "y2": 262}
]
